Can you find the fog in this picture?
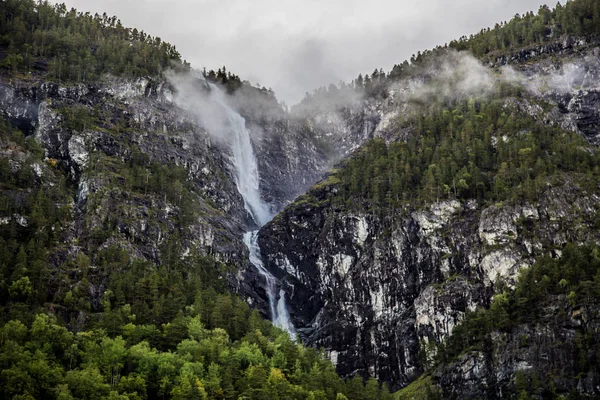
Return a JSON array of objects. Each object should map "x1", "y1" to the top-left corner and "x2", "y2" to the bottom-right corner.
[{"x1": 393, "y1": 50, "x2": 600, "y2": 106}]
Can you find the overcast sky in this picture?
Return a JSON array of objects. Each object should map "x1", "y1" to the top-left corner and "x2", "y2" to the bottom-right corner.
[{"x1": 55, "y1": 0, "x2": 554, "y2": 104}]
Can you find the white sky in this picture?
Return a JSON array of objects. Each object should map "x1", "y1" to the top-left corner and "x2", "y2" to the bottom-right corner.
[{"x1": 53, "y1": 0, "x2": 555, "y2": 104}]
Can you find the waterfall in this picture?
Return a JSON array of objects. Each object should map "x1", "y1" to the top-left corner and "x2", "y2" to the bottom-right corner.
[
  {"x1": 206, "y1": 83, "x2": 295, "y2": 336},
  {"x1": 244, "y1": 231, "x2": 296, "y2": 336},
  {"x1": 205, "y1": 83, "x2": 271, "y2": 226}
]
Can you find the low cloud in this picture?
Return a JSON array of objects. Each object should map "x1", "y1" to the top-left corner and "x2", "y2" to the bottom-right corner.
[
  {"x1": 165, "y1": 70, "x2": 286, "y2": 144},
  {"x1": 165, "y1": 70, "x2": 236, "y2": 144},
  {"x1": 395, "y1": 51, "x2": 497, "y2": 103},
  {"x1": 393, "y1": 51, "x2": 600, "y2": 106},
  {"x1": 502, "y1": 55, "x2": 600, "y2": 95}
]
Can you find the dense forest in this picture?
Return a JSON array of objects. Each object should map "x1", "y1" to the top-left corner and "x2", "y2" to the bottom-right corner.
[
  {"x1": 287, "y1": 0, "x2": 600, "y2": 397},
  {"x1": 0, "y1": 0, "x2": 274, "y2": 102},
  {"x1": 0, "y1": 0, "x2": 188, "y2": 80},
  {"x1": 299, "y1": 89, "x2": 600, "y2": 212},
  {"x1": 446, "y1": 0, "x2": 600, "y2": 58},
  {"x1": 0, "y1": 310, "x2": 392, "y2": 399}
]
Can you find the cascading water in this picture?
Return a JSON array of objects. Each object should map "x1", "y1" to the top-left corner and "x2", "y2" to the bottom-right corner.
[
  {"x1": 206, "y1": 83, "x2": 271, "y2": 226},
  {"x1": 243, "y1": 231, "x2": 295, "y2": 336},
  {"x1": 206, "y1": 83, "x2": 296, "y2": 336}
]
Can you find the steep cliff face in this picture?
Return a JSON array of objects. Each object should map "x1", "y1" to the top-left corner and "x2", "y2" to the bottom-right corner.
[
  {"x1": 521, "y1": 44, "x2": 600, "y2": 144},
  {"x1": 259, "y1": 179, "x2": 600, "y2": 388},
  {"x1": 435, "y1": 300, "x2": 600, "y2": 399},
  {"x1": 7, "y1": 0, "x2": 600, "y2": 398},
  {"x1": 301, "y1": 96, "x2": 396, "y2": 157},
  {"x1": 250, "y1": 117, "x2": 331, "y2": 211},
  {"x1": 1, "y1": 76, "x2": 250, "y2": 254},
  {"x1": 240, "y1": 88, "x2": 396, "y2": 211}
]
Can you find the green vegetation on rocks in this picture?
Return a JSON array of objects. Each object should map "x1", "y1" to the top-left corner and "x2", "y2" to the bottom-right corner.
[
  {"x1": 303, "y1": 94, "x2": 599, "y2": 213},
  {"x1": 0, "y1": 0, "x2": 188, "y2": 81}
]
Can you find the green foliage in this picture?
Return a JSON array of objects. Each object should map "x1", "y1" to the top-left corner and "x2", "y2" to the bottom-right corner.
[
  {"x1": 204, "y1": 66, "x2": 244, "y2": 94},
  {"x1": 90, "y1": 150, "x2": 198, "y2": 215},
  {"x1": 0, "y1": 311, "x2": 390, "y2": 399},
  {"x1": 0, "y1": 0, "x2": 189, "y2": 80},
  {"x1": 447, "y1": 0, "x2": 600, "y2": 59},
  {"x1": 394, "y1": 375, "x2": 440, "y2": 400},
  {"x1": 58, "y1": 105, "x2": 99, "y2": 132},
  {"x1": 302, "y1": 95, "x2": 599, "y2": 213},
  {"x1": 390, "y1": 0, "x2": 600, "y2": 86},
  {"x1": 0, "y1": 125, "x2": 72, "y2": 320}
]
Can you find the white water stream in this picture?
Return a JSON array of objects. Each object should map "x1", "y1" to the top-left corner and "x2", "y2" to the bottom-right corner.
[
  {"x1": 244, "y1": 231, "x2": 295, "y2": 335},
  {"x1": 206, "y1": 83, "x2": 271, "y2": 226},
  {"x1": 206, "y1": 83, "x2": 296, "y2": 336}
]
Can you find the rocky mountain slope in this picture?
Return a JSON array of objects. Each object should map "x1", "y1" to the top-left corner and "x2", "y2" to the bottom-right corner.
[
  {"x1": 258, "y1": 36, "x2": 600, "y2": 395},
  {"x1": 0, "y1": 61, "x2": 388, "y2": 330},
  {"x1": 0, "y1": 73, "x2": 327, "y2": 317}
]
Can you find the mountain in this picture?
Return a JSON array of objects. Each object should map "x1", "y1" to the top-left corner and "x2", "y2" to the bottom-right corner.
[
  {"x1": 1, "y1": 0, "x2": 600, "y2": 399},
  {"x1": 259, "y1": 2, "x2": 600, "y2": 398}
]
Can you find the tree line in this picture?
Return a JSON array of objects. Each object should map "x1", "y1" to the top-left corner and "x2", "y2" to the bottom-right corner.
[
  {"x1": 303, "y1": 90, "x2": 600, "y2": 212},
  {"x1": 0, "y1": 0, "x2": 189, "y2": 81}
]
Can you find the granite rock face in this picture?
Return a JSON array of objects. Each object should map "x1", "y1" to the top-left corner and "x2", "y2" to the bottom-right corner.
[
  {"x1": 259, "y1": 180, "x2": 600, "y2": 390},
  {"x1": 434, "y1": 296, "x2": 600, "y2": 399}
]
